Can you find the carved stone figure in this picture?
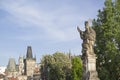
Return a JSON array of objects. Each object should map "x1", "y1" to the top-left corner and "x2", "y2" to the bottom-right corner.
[
  {"x1": 77, "y1": 21, "x2": 96, "y2": 56},
  {"x1": 77, "y1": 21, "x2": 100, "y2": 80}
]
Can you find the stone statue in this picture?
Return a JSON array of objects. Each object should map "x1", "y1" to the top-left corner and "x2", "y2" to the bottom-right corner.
[
  {"x1": 77, "y1": 21, "x2": 100, "y2": 80},
  {"x1": 77, "y1": 21, "x2": 96, "y2": 56}
]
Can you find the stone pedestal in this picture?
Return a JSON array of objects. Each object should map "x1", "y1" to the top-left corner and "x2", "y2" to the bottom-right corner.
[
  {"x1": 87, "y1": 56, "x2": 99, "y2": 80},
  {"x1": 81, "y1": 54, "x2": 99, "y2": 80},
  {"x1": 87, "y1": 56, "x2": 96, "y2": 71}
]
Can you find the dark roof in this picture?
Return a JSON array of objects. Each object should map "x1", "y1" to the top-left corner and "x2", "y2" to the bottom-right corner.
[{"x1": 26, "y1": 46, "x2": 33, "y2": 59}]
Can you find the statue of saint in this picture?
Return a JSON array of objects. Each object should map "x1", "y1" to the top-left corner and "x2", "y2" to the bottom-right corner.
[
  {"x1": 77, "y1": 21, "x2": 96, "y2": 56},
  {"x1": 77, "y1": 21, "x2": 99, "y2": 80}
]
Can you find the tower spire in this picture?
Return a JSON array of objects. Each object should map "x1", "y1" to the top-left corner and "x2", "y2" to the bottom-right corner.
[
  {"x1": 26, "y1": 46, "x2": 33, "y2": 59},
  {"x1": 7, "y1": 58, "x2": 17, "y2": 71}
]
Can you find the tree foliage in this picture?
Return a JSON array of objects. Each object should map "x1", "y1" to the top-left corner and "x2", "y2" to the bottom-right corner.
[
  {"x1": 93, "y1": 0, "x2": 120, "y2": 79},
  {"x1": 71, "y1": 57, "x2": 82, "y2": 80},
  {"x1": 40, "y1": 52, "x2": 72, "y2": 80}
]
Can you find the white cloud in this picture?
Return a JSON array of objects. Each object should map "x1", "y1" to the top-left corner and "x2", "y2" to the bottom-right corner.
[
  {"x1": 0, "y1": 0, "x2": 87, "y2": 42},
  {"x1": 0, "y1": 0, "x2": 103, "y2": 44}
]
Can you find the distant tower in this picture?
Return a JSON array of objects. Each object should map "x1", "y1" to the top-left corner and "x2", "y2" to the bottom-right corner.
[
  {"x1": 19, "y1": 56, "x2": 24, "y2": 75},
  {"x1": 26, "y1": 46, "x2": 33, "y2": 59},
  {"x1": 5, "y1": 58, "x2": 18, "y2": 77},
  {"x1": 68, "y1": 50, "x2": 72, "y2": 60},
  {"x1": 24, "y1": 46, "x2": 36, "y2": 76}
]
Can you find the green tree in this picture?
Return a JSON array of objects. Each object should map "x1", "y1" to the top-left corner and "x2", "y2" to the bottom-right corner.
[
  {"x1": 93, "y1": 0, "x2": 120, "y2": 79},
  {"x1": 40, "y1": 55, "x2": 54, "y2": 80},
  {"x1": 40, "y1": 52, "x2": 72, "y2": 80},
  {"x1": 71, "y1": 57, "x2": 82, "y2": 80},
  {"x1": 115, "y1": 0, "x2": 120, "y2": 48}
]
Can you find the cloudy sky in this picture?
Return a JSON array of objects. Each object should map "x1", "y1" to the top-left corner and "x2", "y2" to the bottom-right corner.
[{"x1": 0, "y1": 0, "x2": 104, "y2": 66}]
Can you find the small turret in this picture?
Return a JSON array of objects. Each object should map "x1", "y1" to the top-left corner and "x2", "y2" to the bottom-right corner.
[{"x1": 19, "y1": 56, "x2": 24, "y2": 75}]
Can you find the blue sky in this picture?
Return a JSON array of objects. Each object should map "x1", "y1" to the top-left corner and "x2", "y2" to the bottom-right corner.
[{"x1": 0, "y1": 0, "x2": 104, "y2": 66}]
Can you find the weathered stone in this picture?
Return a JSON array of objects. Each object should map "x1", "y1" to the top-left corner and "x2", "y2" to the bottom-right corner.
[
  {"x1": 77, "y1": 21, "x2": 100, "y2": 80},
  {"x1": 24, "y1": 46, "x2": 36, "y2": 76}
]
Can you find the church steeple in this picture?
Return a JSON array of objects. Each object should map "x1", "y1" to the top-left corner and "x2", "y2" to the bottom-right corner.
[
  {"x1": 7, "y1": 58, "x2": 17, "y2": 71},
  {"x1": 26, "y1": 46, "x2": 33, "y2": 59}
]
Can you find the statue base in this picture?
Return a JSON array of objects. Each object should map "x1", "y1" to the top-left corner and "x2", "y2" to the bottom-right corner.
[
  {"x1": 82, "y1": 54, "x2": 100, "y2": 80},
  {"x1": 88, "y1": 71, "x2": 99, "y2": 80}
]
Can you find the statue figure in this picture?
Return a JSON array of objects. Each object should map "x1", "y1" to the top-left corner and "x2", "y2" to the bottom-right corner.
[
  {"x1": 77, "y1": 21, "x2": 96, "y2": 56},
  {"x1": 77, "y1": 21, "x2": 99, "y2": 80}
]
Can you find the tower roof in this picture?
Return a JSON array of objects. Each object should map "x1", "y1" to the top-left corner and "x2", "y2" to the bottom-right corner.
[
  {"x1": 7, "y1": 58, "x2": 17, "y2": 72},
  {"x1": 26, "y1": 46, "x2": 33, "y2": 59}
]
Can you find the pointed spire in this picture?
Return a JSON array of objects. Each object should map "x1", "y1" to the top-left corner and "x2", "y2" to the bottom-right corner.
[
  {"x1": 26, "y1": 46, "x2": 33, "y2": 59},
  {"x1": 19, "y1": 56, "x2": 23, "y2": 62},
  {"x1": 69, "y1": 50, "x2": 71, "y2": 59},
  {"x1": 7, "y1": 58, "x2": 17, "y2": 71},
  {"x1": 34, "y1": 54, "x2": 36, "y2": 59},
  {"x1": 19, "y1": 55, "x2": 22, "y2": 59}
]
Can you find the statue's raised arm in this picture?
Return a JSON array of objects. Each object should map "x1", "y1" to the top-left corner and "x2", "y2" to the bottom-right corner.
[{"x1": 77, "y1": 26, "x2": 84, "y2": 39}]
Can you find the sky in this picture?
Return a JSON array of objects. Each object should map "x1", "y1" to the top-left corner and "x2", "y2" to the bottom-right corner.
[{"x1": 0, "y1": 0, "x2": 105, "y2": 66}]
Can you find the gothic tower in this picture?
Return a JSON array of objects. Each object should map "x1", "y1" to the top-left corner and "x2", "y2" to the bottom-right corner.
[
  {"x1": 19, "y1": 56, "x2": 24, "y2": 75},
  {"x1": 5, "y1": 58, "x2": 18, "y2": 77},
  {"x1": 24, "y1": 46, "x2": 36, "y2": 76},
  {"x1": 26, "y1": 46, "x2": 33, "y2": 59}
]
